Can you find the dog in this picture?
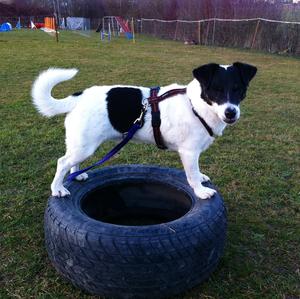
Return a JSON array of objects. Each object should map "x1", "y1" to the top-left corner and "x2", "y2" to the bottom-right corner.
[{"x1": 32, "y1": 62, "x2": 257, "y2": 199}]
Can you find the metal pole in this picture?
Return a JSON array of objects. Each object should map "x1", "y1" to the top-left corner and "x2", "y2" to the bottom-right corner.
[
  {"x1": 131, "y1": 17, "x2": 135, "y2": 43},
  {"x1": 52, "y1": 0, "x2": 59, "y2": 42},
  {"x1": 56, "y1": 0, "x2": 61, "y2": 21}
]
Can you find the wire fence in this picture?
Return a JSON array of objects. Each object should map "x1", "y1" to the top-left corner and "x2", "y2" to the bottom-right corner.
[
  {"x1": 140, "y1": 18, "x2": 300, "y2": 56},
  {"x1": 2, "y1": 15, "x2": 299, "y2": 56}
]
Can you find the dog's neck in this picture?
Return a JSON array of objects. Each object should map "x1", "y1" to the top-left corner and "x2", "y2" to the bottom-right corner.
[{"x1": 186, "y1": 79, "x2": 226, "y2": 136}]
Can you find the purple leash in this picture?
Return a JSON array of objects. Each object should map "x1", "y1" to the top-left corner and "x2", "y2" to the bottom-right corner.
[
  {"x1": 67, "y1": 122, "x2": 142, "y2": 181},
  {"x1": 67, "y1": 103, "x2": 147, "y2": 182}
]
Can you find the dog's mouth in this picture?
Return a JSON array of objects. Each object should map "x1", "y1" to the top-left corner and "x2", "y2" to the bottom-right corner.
[{"x1": 223, "y1": 118, "x2": 237, "y2": 125}]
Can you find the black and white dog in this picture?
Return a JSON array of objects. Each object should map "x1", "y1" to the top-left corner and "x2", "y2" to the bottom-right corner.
[{"x1": 32, "y1": 62, "x2": 257, "y2": 199}]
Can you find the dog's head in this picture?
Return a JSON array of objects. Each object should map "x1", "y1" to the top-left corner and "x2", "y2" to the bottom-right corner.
[{"x1": 193, "y1": 62, "x2": 257, "y2": 124}]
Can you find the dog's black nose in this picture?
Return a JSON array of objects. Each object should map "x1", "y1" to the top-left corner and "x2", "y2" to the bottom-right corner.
[{"x1": 225, "y1": 107, "x2": 236, "y2": 119}]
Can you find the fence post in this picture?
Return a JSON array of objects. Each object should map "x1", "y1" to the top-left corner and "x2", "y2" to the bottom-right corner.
[
  {"x1": 212, "y1": 18, "x2": 216, "y2": 45},
  {"x1": 251, "y1": 19, "x2": 261, "y2": 49},
  {"x1": 205, "y1": 21, "x2": 210, "y2": 46},
  {"x1": 174, "y1": 20, "x2": 179, "y2": 40},
  {"x1": 131, "y1": 18, "x2": 135, "y2": 43},
  {"x1": 54, "y1": 14, "x2": 59, "y2": 43},
  {"x1": 198, "y1": 21, "x2": 201, "y2": 45}
]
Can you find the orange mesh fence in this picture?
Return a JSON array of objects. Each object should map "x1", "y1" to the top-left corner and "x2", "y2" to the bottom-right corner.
[{"x1": 44, "y1": 17, "x2": 56, "y2": 30}]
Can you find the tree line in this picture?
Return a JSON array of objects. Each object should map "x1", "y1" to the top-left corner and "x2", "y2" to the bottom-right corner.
[{"x1": 0, "y1": 0, "x2": 293, "y2": 21}]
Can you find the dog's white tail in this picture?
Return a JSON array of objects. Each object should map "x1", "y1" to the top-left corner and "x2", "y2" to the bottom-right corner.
[{"x1": 32, "y1": 68, "x2": 79, "y2": 117}]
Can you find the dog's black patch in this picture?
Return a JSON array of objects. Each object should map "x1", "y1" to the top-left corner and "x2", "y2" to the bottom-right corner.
[
  {"x1": 72, "y1": 91, "x2": 83, "y2": 96},
  {"x1": 193, "y1": 62, "x2": 257, "y2": 106},
  {"x1": 106, "y1": 87, "x2": 144, "y2": 133}
]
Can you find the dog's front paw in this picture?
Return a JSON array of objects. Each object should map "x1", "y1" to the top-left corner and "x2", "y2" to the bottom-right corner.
[
  {"x1": 52, "y1": 186, "x2": 70, "y2": 197},
  {"x1": 199, "y1": 173, "x2": 210, "y2": 183},
  {"x1": 194, "y1": 186, "x2": 216, "y2": 200},
  {"x1": 75, "y1": 172, "x2": 89, "y2": 181}
]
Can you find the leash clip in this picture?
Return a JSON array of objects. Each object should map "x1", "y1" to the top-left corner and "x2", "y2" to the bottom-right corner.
[{"x1": 134, "y1": 102, "x2": 148, "y2": 125}]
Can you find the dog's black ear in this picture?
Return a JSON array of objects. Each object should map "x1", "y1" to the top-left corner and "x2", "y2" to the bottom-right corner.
[
  {"x1": 193, "y1": 63, "x2": 219, "y2": 87},
  {"x1": 233, "y1": 62, "x2": 257, "y2": 86}
]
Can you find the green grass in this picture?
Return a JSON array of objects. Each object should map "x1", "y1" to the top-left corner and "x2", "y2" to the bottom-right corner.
[{"x1": 0, "y1": 29, "x2": 299, "y2": 299}]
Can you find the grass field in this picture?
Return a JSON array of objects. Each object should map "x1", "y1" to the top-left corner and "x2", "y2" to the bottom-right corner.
[{"x1": 0, "y1": 29, "x2": 299, "y2": 299}]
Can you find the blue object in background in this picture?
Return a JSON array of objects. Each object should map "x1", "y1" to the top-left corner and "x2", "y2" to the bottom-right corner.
[
  {"x1": 0, "y1": 22, "x2": 12, "y2": 32},
  {"x1": 125, "y1": 32, "x2": 133, "y2": 39},
  {"x1": 16, "y1": 18, "x2": 21, "y2": 29}
]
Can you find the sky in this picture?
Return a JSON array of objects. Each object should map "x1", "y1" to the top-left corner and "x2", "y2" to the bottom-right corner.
[{"x1": 0, "y1": 0, "x2": 14, "y2": 4}]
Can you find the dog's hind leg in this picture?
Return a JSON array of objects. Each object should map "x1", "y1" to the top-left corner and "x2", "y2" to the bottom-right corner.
[
  {"x1": 70, "y1": 165, "x2": 89, "y2": 181},
  {"x1": 51, "y1": 146, "x2": 97, "y2": 197},
  {"x1": 51, "y1": 154, "x2": 72, "y2": 197}
]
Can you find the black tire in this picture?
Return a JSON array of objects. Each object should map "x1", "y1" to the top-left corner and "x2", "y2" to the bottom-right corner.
[{"x1": 44, "y1": 165, "x2": 227, "y2": 299}]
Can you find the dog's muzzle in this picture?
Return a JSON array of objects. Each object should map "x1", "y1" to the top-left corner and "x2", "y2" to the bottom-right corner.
[{"x1": 223, "y1": 106, "x2": 239, "y2": 124}]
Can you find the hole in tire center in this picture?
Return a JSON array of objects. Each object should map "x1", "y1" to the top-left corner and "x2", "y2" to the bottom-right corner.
[{"x1": 81, "y1": 180, "x2": 192, "y2": 226}]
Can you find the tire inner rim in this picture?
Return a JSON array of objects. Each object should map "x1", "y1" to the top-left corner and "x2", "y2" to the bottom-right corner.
[{"x1": 81, "y1": 180, "x2": 192, "y2": 226}]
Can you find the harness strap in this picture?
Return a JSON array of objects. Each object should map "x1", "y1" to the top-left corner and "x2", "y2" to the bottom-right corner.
[
  {"x1": 149, "y1": 87, "x2": 187, "y2": 149},
  {"x1": 149, "y1": 87, "x2": 166, "y2": 149},
  {"x1": 191, "y1": 107, "x2": 214, "y2": 137}
]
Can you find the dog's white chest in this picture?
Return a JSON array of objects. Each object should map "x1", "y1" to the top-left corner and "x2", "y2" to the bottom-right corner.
[{"x1": 201, "y1": 136, "x2": 214, "y2": 152}]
